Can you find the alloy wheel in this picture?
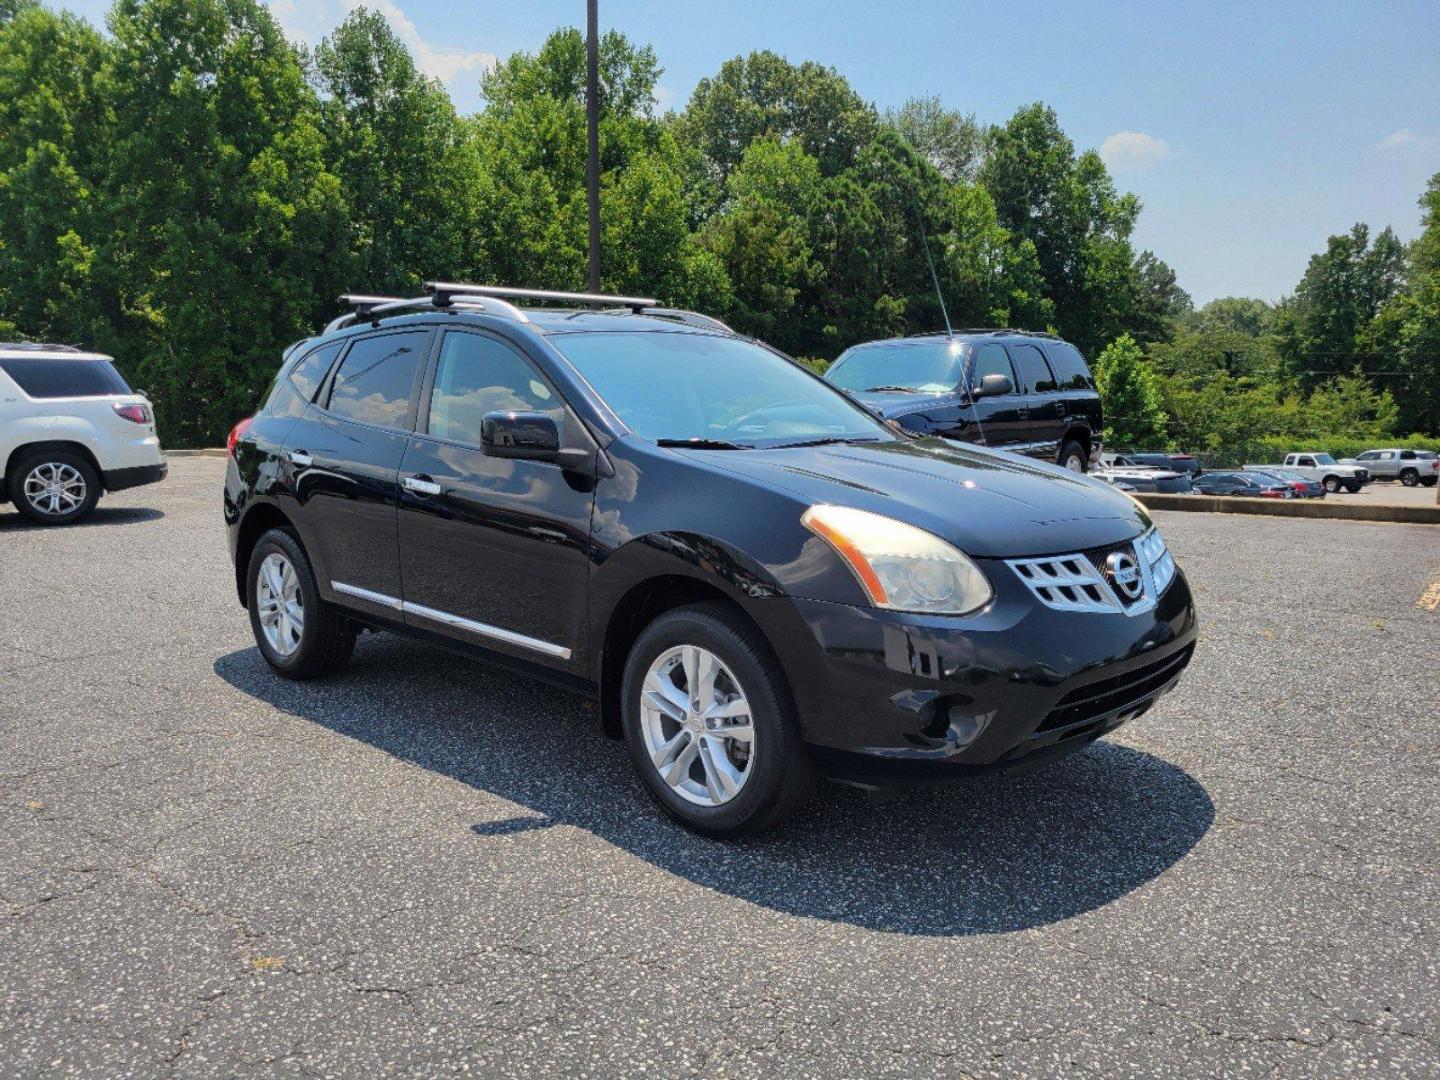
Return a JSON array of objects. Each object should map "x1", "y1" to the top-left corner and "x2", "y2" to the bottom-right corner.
[
  {"x1": 639, "y1": 644, "x2": 755, "y2": 807},
  {"x1": 23, "y1": 462, "x2": 86, "y2": 516},
  {"x1": 256, "y1": 552, "x2": 304, "y2": 657}
]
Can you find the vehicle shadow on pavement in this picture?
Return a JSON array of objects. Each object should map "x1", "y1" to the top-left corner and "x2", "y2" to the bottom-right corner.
[
  {"x1": 0, "y1": 506, "x2": 165, "y2": 530},
  {"x1": 215, "y1": 634, "x2": 1213, "y2": 937}
]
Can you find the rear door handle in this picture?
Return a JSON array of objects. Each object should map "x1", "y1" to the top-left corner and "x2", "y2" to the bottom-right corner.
[
  {"x1": 403, "y1": 474, "x2": 442, "y2": 496},
  {"x1": 289, "y1": 450, "x2": 313, "y2": 467}
]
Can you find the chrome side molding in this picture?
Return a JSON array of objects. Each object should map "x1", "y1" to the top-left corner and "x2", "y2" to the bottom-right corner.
[{"x1": 330, "y1": 581, "x2": 571, "y2": 660}]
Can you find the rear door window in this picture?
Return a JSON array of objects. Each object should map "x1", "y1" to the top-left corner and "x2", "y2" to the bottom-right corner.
[
  {"x1": 324, "y1": 330, "x2": 431, "y2": 430},
  {"x1": 0, "y1": 358, "x2": 132, "y2": 398},
  {"x1": 1008, "y1": 344, "x2": 1057, "y2": 393},
  {"x1": 290, "y1": 342, "x2": 343, "y2": 403},
  {"x1": 1042, "y1": 342, "x2": 1094, "y2": 390}
]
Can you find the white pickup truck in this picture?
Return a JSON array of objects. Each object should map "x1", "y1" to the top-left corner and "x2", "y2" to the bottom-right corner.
[{"x1": 1243, "y1": 452, "x2": 1369, "y2": 494}]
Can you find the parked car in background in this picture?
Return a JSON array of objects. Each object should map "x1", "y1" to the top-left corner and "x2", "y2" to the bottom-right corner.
[
  {"x1": 1091, "y1": 467, "x2": 1194, "y2": 494},
  {"x1": 1341, "y1": 448, "x2": 1439, "y2": 487},
  {"x1": 1103, "y1": 451, "x2": 1203, "y2": 477},
  {"x1": 1, "y1": 342, "x2": 166, "y2": 525},
  {"x1": 1243, "y1": 453, "x2": 1368, "y2": 494},
  {"x1": 823, "y1": 330, "x2": 1102, "y2": 473},
  {"x1": 225, "y1": 283, "x2": 1196, "y2": 838},
  {"x1": 1246, "y1": 469, "x2": 1326, "y2": 499},
  {"x1": 1192, "y1": 471, "x2": 1295, "y2": 498}
]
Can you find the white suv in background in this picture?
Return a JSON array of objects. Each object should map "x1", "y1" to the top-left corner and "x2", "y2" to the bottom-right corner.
[{"x1": 1, "y1": 343, "x2": 167, "y2": 525}]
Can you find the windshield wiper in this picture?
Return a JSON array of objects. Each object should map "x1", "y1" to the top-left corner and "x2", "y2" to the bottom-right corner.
[
  {"x1": 655, "y1": 437, "x2": 753, "y2": 450},
  {"x1": 862, "y1": 385, "x2": 919, "y2": 393},
  {"x1": 770, "y1": 436, "x2": 882, "y2": 449}
]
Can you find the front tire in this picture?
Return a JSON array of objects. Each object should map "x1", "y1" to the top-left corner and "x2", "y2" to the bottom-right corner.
[
  {"x1": 246, "y1": 528, "x2": 355, "y2": 679},
  {"x1": 1343, "y1": 480, "x2": 1362, "y2": 494},
  {"x1": 621, "y1": 603, "x2": 814, "y2": 838},
  {"x1": 8, "y1": 449, "x2": 101, "y2": 526},
  {"x1": 1058, "y1": 439, "x2": 1087, "y2": 473},
  {"x1": 1322, "y1": 476, "x2": 1340, "y2": 493}
]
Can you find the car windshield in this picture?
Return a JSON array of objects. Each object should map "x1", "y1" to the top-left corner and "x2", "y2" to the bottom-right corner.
[
  {"x1": 1310, "y1": 454, "x2": 1337, "y2": 465},
  {"x1": 824, "y1": 341, "x2": 967, "y2": 394},
  {"x1": 550, "y1": 331, "x2": 891, "y2": 448}
]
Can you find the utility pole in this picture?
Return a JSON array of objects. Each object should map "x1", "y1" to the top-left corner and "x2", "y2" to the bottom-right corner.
[{"x1": 586, "y1": 0, "x2": 601, "y2": 299}]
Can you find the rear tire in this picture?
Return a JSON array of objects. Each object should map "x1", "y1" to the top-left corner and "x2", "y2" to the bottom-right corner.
[
  {"x1": 621, "y1": 603, "x2": 815, "y2": 838},
  {"x1": 8, "y1": 449, "x2": 101, "y2": 526},
  {"x1": 1343, "y1": 481, "x2": 1362, "y2": 494},
  {"x1": 1058, "y1": 439, "x2": 1087, "y2": 474},
  {"x1": 1421, "y1": 476, "x2": 1438, "y2": 488},
  {"x1": 1400, "y1": 469, "x2": 1419, "y2": 487},
  {"x1": 247, "y1": 528, "x2": 355, "y2": 679}
]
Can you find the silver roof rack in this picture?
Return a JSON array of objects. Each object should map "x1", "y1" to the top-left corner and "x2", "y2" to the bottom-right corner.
[
  {"x1": 324, "y1": 291, "x2": 531, "y2": 334},
  {"x1": 426, "y1": 281, "x2": 659, "y2": 313}
]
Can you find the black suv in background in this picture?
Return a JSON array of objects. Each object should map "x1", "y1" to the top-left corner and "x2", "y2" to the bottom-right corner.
[
  {"x1": 224, "y1": 285, "x2": 1195, "y2": 837},
  {"x1": 823, "y1": 331, "x2": 1103, "y2": 473}
]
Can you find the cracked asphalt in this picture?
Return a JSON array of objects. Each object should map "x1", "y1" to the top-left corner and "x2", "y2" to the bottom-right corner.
[{"x1": 2, "y1": 458, "x2": 1437, "y2": 1077}]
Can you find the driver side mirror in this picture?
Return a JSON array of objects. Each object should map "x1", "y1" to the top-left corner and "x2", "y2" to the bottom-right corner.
[
  {"x1": 481, "y1": 411, "x2": 560, "y2": 460},
  {"x1": 971, "y1": 373, "x2": 1013, "y2": 399}
]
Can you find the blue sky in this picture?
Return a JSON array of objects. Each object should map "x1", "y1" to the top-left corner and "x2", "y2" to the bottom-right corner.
[{"x1": 60, "y1": 0, "x2": 1440, "y2": 305}]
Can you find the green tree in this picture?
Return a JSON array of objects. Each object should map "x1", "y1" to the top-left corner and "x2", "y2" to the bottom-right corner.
[
  {"x1": 1368, "y1": 173, "x2": 1440, "y2": 433},
  {"x1": 979, "y1": 103, "x2": 1148, "y2": 355},
  {"x1": 0, "y1": 0, "x2": 110, "y2": 345},
  {"x1": 1276, "y1": 222, "x2": 1407, "y2": 389},
  {"x1": 678, "y1": 51, "x2": 878, "y2": 181},
  {"x1": 884, "y1": 95, "x2": 983, "y2": 182},
  {"x1": 1094, "y1": 333, "x2": 1168, "y2": 447},
  {"x1": 312, "y1": 8, "x2": 481, "y2": 293},
  {"x1": 98, "y1": 0, "x2": 348, "y2": 446}
]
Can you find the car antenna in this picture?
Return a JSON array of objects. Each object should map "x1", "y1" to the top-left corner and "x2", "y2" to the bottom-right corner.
[{"x1": 913, "y1": 191, "x2": 989, "y2": 448}]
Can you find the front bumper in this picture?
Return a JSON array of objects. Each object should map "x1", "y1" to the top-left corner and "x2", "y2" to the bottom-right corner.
[{"x1": 760, "y1": 557, "x2": 1197, "y2": 785}]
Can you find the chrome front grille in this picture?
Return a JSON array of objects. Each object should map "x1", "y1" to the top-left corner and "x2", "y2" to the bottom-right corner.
[{"x1": 1008, "y1": 527, "x2": 1177, "y2": 616}]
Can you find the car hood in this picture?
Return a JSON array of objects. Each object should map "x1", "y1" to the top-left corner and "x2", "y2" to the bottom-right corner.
[
  {"x1": 846, "y1": 390, "x2": 955, "y2": 418},
  {"x1": 692, "y1": 437, "x2": 1149, "y2": 558}
]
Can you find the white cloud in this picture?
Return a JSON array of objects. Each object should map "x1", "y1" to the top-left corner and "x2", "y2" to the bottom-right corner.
[
  {"x1": 1377, "y1": 128, "x2": 1422, "y2": 151},
  {"x1": 1099, "y1": 131, "x2": 1171, "y2": 172},
  {"x1": 268, "y1": 0, "x2": 495, "y2": 89}
]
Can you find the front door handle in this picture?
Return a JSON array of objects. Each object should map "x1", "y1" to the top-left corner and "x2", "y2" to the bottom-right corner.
[
  {"x1": 289, "y1": 450, "x2": 313, "y2": 467},
  {"x1": 403, "y1": 474, "x2": 442, "y2": 496}
]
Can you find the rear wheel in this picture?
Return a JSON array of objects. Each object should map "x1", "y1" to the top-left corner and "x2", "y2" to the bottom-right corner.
[
  {"x1": 1058, "y1": 439, "x2": 1087, "y2": 474},
  {"x1": 1343, "y1": 481, "x2": 1362, "y2": 494},
  {"x1": 1421, "y1": 476, "x2": 1438, "y2": 488},
  {"x1": 621, "y1": 603, "x2": 814, "y2": 838},
  {"x1": 247, "y1": 528, "x2": 355, "y2": 679},
  {"x1": 1400, "y1": 469, "x2": 1419, "y2": 487},
  {"x1": 8, "y1": 449, "x2": 101, "y2": 526}
]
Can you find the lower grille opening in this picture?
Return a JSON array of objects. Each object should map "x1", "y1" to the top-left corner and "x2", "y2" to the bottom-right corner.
[{"x1": 1036, "y1": 644, "x2": 1195, "y2": 734}]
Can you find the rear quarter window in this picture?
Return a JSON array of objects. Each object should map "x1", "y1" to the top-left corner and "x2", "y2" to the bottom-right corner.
[
  {"x1": 0, "y1": 358, "x2": 132, "y2": 399},
  {"x1": 1042, "y1": 342, "x2": 1095, "y2": 391}
]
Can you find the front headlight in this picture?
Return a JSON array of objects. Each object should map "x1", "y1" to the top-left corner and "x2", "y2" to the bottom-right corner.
[{"x1": 801, "y1": 505, "x2": 993, "y2": 615}]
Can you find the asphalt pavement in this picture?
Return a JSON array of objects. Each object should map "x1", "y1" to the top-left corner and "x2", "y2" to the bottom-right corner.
[{"x1": 2, "y1": 458, "x2": 1437, "y2": 1077}]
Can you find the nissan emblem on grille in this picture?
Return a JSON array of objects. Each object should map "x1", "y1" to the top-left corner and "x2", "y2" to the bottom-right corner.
[{"x1": 1105, "y1": 550, "x2": 1144, "y2": 600}]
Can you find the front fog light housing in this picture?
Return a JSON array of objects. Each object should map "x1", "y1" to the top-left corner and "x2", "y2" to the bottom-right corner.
[{"x1": 801, "y1": 505, "x2": 993, "y2": 615}]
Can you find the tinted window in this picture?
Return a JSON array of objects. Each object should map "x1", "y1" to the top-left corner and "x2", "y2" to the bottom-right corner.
[
  {"x1": 0, "y1": 358, "x2": 132, "y2": 399},
  {"x1": 824, "y1": 341, "x2": 967, "y2": 393},
  {"x1": 290, "y1": 341, "x2": 343, "y2": 403},
  {"x1": 1356, "y1": 451, "x2": 1377, "y2": 461},
  {"x1": 971, "y1": 344, "x2": 1016, "y2": 390},
  {"x1": 1043, "y1": 341, "x2": 1094, "y2": 390},
  {"x1": 1399, "y1": 450, "x2": 1416, "y2": 460},
  {"x1": 552, "y1": 332, "x2": 889, "y2": 447},
  {"x1": 427, "y1": 332, "x2": 562, "y2": 445},
  {"x1": 1009, "y1": 344, "x2": 1057, "y2": 393},
  {"x1": 325, "y1": 331, "x2": 429, "y2": 429}
]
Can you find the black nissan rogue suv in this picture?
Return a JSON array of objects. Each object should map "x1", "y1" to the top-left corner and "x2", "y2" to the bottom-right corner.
[
  {"x1": 224, "y1": 283, "x2": 1196, "y2": 837},
  {"x1": 824, "y1": 330, "x2": 1103, "y2": 473}
]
